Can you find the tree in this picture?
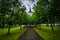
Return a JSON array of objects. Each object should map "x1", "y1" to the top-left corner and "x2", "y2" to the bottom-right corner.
[
  {"x1": 48, "y1": 0, "x2": 60, "y2": 32},
  {"x1": 33, "y1": 0, "x2": 50, "y2": 28},
  {"x1": 0, "y1": 0, "x2": 27, "y2": 35}
]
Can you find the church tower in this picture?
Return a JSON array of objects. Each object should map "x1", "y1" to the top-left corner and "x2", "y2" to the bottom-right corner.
[{"x1": 29, "y1": 7, "x2": 32, "y2": 13}]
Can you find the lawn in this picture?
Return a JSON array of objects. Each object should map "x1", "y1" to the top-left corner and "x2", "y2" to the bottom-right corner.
[
  {"x1": 0, "y1": 27, "x2": 27, "y2": 40},
  {"x1": 34, "y1": 26, "x2": 60, "y2": 40}
]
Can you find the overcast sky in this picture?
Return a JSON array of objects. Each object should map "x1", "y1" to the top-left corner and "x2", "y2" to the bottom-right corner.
[{"x1": 20, "y1": 0, "x2": 38, "y2": 14}]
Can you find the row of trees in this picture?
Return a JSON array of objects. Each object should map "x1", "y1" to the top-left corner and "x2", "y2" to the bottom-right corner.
[
  {"x1": 32, "y1": 0, "x2": 60, "y2": 32},
  {"x1": 0, "y1": 0, "x2": 30, "y2": 34},
  {"x1": 0, "y1": 0, "x2": 60, "y2": 34}
]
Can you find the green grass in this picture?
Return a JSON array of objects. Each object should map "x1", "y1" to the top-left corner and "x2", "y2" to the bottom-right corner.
[
  {"x1": 34, "y1": 26, "x2": 60, "y2": 40},
  {"x1": 0, "y1": 27, "x2": 27, "y2": 40}
]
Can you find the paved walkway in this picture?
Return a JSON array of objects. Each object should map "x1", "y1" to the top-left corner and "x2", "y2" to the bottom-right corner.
[{"x1": 18, "y1": 28, "x2": 43, "y2": 40}]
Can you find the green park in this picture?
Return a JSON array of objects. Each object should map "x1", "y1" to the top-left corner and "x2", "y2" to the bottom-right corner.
[{"x1": 0, "y1": 0, "x2": 60, "y2": 40}]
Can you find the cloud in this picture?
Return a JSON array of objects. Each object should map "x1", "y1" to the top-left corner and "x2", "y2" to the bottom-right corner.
[{"x1": 20, "y1": 0, "x2": 38, "y2": 13}]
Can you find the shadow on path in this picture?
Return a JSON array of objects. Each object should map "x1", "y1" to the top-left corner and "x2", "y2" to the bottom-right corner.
[{"x1": 18, "y1": 28, "x2": 43, "y2": 40}]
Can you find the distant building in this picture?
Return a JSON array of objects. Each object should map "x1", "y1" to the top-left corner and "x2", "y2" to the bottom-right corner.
[
  {"x1": 29, "y1": 0, "x2": 35, "y2": 2},
  {"x1": 32, "y1": 0, "x2": 35, "y2": 2},
  {"x1": 29, "y1": 7, "x2": 32, "y2": 13}
]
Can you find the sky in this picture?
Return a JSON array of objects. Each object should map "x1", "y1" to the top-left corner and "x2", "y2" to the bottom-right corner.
[{"x1": 20, "y1": 0, "x2": 38, "y2": 15}]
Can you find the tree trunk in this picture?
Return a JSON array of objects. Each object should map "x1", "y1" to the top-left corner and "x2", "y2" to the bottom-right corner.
[
  {"x1": 30, "y1": 24, "x2": 31, "y2": 27},
  {"x1": 7, "y1": 25, "x2": 10, "y2": 35},
  {"x1": 39, "y1": 24, "x2": 41, "y2": 29},
  {"x1": 46, "y1": 23, "x2": 49, "y2": 26},
  {"x1": 36, "y1": 24, "x2": 37, "y2": 27},
  {"x1": 20, "y1": 25, "x2": 21, "y2": 30},
  {"x1": 53, "y1": 23, "x2": 55, "y2": 26},
  {"x1": 2, "y1": 23, "x2": 4, "y2": 28},
  {"x1": 51, "y1": 23, "x2": 54, "y2": 32}
]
